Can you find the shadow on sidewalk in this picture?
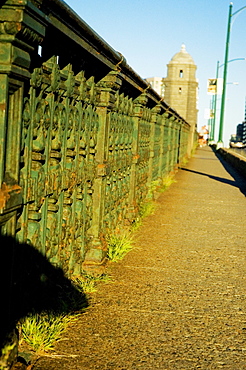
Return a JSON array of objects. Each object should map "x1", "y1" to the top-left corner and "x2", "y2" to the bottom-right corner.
[
  {"x1": 181, "y1": 156, "x2": 246, "y2": 197},
  {"x1": 215, "y1": 149, "x2": 246, "y2": 196},
  {"x1": 0, "y1": 233, "x2": 89, "y2": 368}
]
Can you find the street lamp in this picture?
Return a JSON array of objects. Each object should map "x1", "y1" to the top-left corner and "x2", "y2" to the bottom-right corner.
[
  {"x1": 209, "y1": 61, "x2": 220, "y2": 144},
  {"x1": 217, "y1": 2, "x2": 246, "y2": 149},
  {"x1": 211, "y1": 58, "x2": 245, "y2": 145}
]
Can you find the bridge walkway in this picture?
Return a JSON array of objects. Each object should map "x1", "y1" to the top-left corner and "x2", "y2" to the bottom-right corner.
[{"x1": 34, "y1": 146, "x2": 246, "y2": 370}]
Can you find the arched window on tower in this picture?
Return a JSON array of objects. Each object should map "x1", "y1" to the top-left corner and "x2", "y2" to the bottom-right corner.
[
  {"x1": 179, "y1": 70, "x2": 183, "y2": 78},
  {"x1": 179, "y1": 87, "x2": 182, "y2": 94}
]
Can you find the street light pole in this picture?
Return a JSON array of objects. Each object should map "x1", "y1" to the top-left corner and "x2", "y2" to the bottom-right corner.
[
  {"x1": 217, "y1": 2, "x2": 246, "y2": 149},
  {"x1": 212, "y1": 58, "x2": 245, "y2": 145},
  {"x1": 210, "y1": 61, "x2": 220, "y2": 143},
  {"x1": 217, "y1": 3, "x2": 233, "y2": 149}
]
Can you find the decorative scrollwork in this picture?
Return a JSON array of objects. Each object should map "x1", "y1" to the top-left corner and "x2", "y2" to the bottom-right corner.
[
  {"x1": 18, "y1": 56, "x2": 100, "y2": 275},
  {"x1": 0, "y1": 21, "x2": 21, "y2": 35},
  {"x1": 15, "y1": 45, "x2": 189, "y2": 277}
]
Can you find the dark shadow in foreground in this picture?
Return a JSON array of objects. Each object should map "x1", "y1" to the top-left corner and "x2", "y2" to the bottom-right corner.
[{"x1": 0, "y1": 233, "x2": 88, "y2": 367}]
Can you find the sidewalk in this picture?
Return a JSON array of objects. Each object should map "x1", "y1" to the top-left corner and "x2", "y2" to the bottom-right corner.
[{"x1": 34, "y1": 146, "x2": 246, "y2": 370}]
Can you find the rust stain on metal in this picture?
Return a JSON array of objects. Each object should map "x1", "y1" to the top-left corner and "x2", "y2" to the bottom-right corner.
[{"x1": 0, "y1": 182, "x2": 21, "y2": 210}]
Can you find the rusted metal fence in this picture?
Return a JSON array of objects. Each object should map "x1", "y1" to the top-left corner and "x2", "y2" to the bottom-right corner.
[{"x1": 0, "y1": 0, "x2": 192, "y2": 278}]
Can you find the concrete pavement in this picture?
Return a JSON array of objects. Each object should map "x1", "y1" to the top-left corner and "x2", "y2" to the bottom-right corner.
[{"x1": 34, "y1": 146, "x2": 246, "y2": 370}]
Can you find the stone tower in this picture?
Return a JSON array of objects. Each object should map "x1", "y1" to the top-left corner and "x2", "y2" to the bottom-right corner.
[{"x1": 163, "y1": 44, "x2": 198, "y2": 148}]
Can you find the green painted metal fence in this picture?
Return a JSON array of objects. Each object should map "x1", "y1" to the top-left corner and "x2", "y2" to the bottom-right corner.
[{"x1": 0, "y1": 0, "x2": 191, "y2": 278}]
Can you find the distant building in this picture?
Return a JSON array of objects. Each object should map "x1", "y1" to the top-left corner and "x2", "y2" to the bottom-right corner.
[
  {"x1": 144, "y1": 44, "x2": 198, "y2": 152},
  {"x1": 145, "y1": 77, "x2": 164, "y2": 97},
  {"x1": 163, "y1": 44, "x2": 198, "y2": 131},
  {"x1": 243, "y1": 122, "x2": 246, "y2": 144},
  {"x1": 242, "y1": 100, "x2": 246, "y2": 145},
  {"x1": 236, "y1": 123, "x2": 243, "y2": 140}
]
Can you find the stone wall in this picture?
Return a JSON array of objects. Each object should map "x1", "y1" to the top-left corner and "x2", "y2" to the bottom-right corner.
[{"x1": 217, "y1": 148, "x2": 246, "y2": 179}]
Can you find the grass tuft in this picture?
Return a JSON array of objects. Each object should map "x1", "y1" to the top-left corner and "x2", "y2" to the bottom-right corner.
[
  {"x1": 181, "y1": 156, "x2": 189, "y2": 166},
  {"x1": 147, "y1": 180, "x2": 160, "y2": 199},
  {"x1": 159, "y1": 175, "x2": 176, "y2": 193},
  {"x1": 72, "y1": 272, "x2": 111, "y2": 294},
  {"x1": 139, "y1": 200, "x2": 156, "y2": 219},
  {"x1": 20, "y1": 312, "x2": 79, "y2": 354},
  {"x1": 107, "y1": 233, "x2": 134, "y2": 262},
  {"x1": 19, "y1": 272, "x2": 111, "y2": 355},
  {"x1": 130, "y1": 217, "x2": 142, "y2": 232}
]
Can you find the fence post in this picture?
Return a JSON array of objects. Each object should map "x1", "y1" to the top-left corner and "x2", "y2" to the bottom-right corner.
[
  {"x1": 82, "y1": 70, "x2": 122, "y2": 272},
  {"x1": 158, "y1": 111, "x2": 167, "y2": 179},
  {"x1": 148, "y1": 104, "x2": 162, "y2": 187},
  {"x1": 166, "y1": 115, "x2": 174, "y2": 173},
  {"x1": 128, "y1": 92, "x2": 148, "y2": 216},
  {"x1": 173, "y1": 119, "x2": 180, "y2": 169},
  {"x1": 0, "y1": 2, "x2": 46, "y2": 367}
]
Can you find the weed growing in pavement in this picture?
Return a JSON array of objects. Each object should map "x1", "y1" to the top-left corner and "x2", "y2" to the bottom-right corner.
[
  {"x1": 147, "y1": 174, "x2": 176, "y2": 198},
  {"x1": 139, "y1": 200, "x2": 156, "y2": 219},
  {"x1": 0, "y1": 341, "x2": 16, "y2": 369},
  {"x1": 72, "y1": 272, "x2": 111, "y2": 294},
  {"x1": 107, "y1": 232, "x2": 134, "y2": 262},
  {"x1": 158, "y1": 174, "x2": 176, "y2": 193},
  {"x1": 130, "y1": 216, "x2": 142, "y2": 232},
  {"x1": 72, "y1": 273, "x2": 98, "y2": 294},
  {"x1": 147, "y1": 180, "x2": 160, "y2": 199},
  {"x1": 19, "y1": 272, "x2": 111, "y2": 355},
  {"x1": 131, "y1": 174, "x2": 176, "y2": 231},
  {"x1": 19, "y1": 273, "x2": 91, "y2": 355},
  {"x1": 130, "y1": 198, "x2": 156, "y2": 232},
  {"x1": 20, "y1": 311, "x2": 79, "y2": 354},
  {"x1": 181, "y1": 156, "x2": 189, "y2": 166}
]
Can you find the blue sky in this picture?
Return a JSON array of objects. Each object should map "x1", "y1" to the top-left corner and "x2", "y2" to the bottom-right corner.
[{"x1": 64, "y1": 0, "x2": 246, "y2": 147}]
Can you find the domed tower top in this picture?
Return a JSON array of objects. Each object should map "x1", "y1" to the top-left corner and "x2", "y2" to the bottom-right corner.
[
  {"x1": 163, "y1": 43, "x2": 198, "y2": 144},
  {"x1": 170, "y1": 44, "x2": 195, "y2": 65}
]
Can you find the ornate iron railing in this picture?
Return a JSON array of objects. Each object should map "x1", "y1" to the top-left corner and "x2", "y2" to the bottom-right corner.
[{"x1": 0, "y1": 0, "x2": 192, "y2": 277}]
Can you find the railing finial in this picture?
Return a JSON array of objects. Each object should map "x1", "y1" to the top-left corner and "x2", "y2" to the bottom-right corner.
[{"x1": 115, "y1": 52, "x2": 125, "y2": 70}]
